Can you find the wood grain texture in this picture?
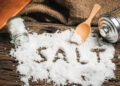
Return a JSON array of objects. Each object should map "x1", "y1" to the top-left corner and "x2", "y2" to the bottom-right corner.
[{"x1": 0, "y1": 27, "x2": 120, "y2": 86}]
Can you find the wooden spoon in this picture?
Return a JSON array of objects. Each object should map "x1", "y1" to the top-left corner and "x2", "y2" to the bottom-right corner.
[
  {"x1": 75, "y1": 4, "x2": 101, "y2": 43},
  {"x1": 0, "y1": 0, "x2": 31, "y2": 30}
]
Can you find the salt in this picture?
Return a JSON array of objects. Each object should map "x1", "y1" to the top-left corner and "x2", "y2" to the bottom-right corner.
[
  {"x1": 7, "y1": 17, "x2": 29, "y2": 46},
  {"x1": 57, "y1": 53, "x2": 64, "y2": 58},
  {"x1": 70, "y1": 31, "x2": 82, "y2": 45},
  {"x1": 7, "y1": 17, "x2": 27, "y2": 35},
  {"x1": 9, "y1": 18, "x2": 115, "y2": 86}
]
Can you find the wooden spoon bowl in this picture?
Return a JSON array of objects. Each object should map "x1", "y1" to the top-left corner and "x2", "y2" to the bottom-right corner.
[{"x1": 75, "y1": 4, "x2": 101, "y2": 43}]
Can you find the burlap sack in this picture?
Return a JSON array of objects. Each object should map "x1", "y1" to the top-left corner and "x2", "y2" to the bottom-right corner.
[{"x1": 19, "y1": 0, "x2": 120, "y2": 30}]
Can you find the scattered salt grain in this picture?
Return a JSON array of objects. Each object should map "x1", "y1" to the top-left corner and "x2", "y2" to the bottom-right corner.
[
  {"x1": 70, "y1": 31, "x2": 82, "y2": 45},
  {"x1": 57, "y1": 53, "x2": 64, "y2": 58},
  {"x1": 9, "y1": 18, "x2": 116, "y2": 86}
]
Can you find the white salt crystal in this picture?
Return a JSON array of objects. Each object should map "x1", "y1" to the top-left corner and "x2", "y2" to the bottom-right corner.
[
  {"x1": 70, "y1": 31, "x2": 82, "y2": 45},
  {"x1": 7, "y1": 17, "x2": 27, "y2": 35},
  {"x1": 9, "y1": 18, "x2": 116, "y2": 86},
  {"x1": 57, "y1": 53, "x2": 64, "y2": 58}
]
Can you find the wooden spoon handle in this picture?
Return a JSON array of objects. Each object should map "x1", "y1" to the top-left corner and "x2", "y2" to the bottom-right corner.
[{"x1": 85, "y1": 4, "x2": 101, "y2": 25}]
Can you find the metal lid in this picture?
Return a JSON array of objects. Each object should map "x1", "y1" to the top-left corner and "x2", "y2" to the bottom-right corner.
[{"x1": 98, "y1": 14, "x2": 120, "y2": 43}]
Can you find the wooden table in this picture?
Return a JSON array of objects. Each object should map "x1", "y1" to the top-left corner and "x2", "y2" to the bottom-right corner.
[
  {"x1": 1, "y1": 0, "x2": 120, "y2": 85},
  {"x1": 0, "y1": 26, "x2": 120, "y2": 86}
]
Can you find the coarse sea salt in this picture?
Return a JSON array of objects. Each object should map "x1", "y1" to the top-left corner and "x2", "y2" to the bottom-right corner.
[
  {"x1": 9, "y1": 18, "x2": 116, "y2": 86},
  {"x1": 70, "y1": 31, "x2": 82, "y2": 45}
]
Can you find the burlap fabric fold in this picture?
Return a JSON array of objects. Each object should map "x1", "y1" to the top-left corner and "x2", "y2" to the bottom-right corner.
[{"x1": 19, "y1": 0, "x2": 120, "y2": 32}]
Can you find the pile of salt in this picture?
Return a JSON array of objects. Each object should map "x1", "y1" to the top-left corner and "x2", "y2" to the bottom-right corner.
[{"x1": 9, "y1": 18, "x2": 116, "y2": 86}]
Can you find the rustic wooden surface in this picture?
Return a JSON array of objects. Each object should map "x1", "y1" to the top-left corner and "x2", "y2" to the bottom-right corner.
[
  {"x1": 1, "y1": 0, "x2": 120, "y2": 85},
  {"x1": 0, "y1": 27, "x2": 120, "y2": 86}
]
